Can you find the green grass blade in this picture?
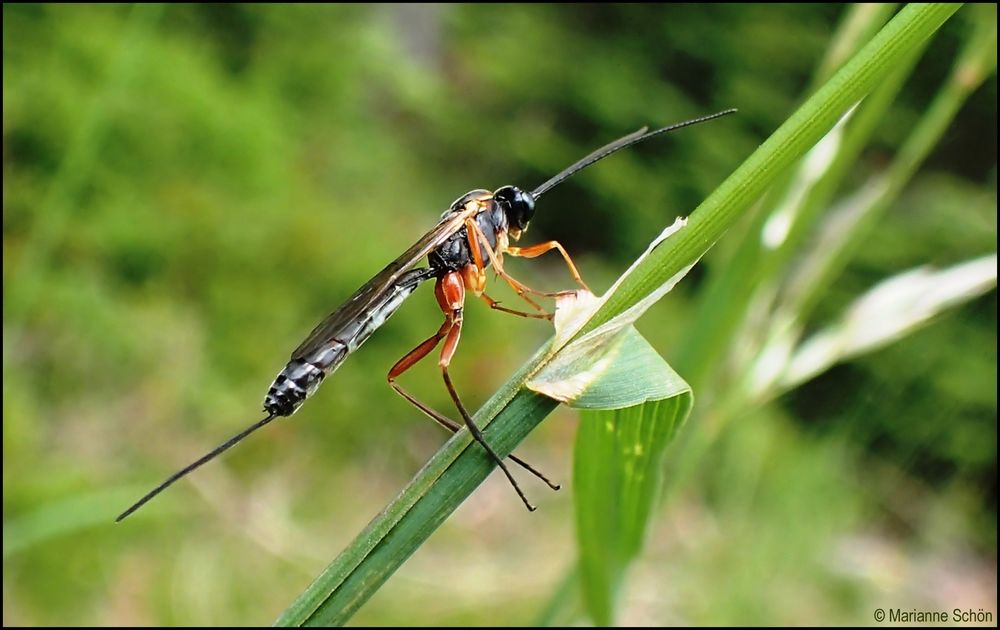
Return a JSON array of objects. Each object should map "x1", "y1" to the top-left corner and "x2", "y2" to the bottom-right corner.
[
  {"x1": 525, "y1": 236, "x2": 696, "y2": 625},
  {"x1": 574, "y1": 389, "x2": 693, "y2": 624},
  {"x1": 782, "y1": 7, "x2": 997, "y2": 323},
  {"x1": 273, "y1": 347, "x2": 557, "y2": 626},
  {"x1": 530, "y1": 327, "x2": 690, "y2": 410},
  {"x1": 668, "y1": 2, "x2": 897, "y2": 389},
  {"x1": 812, "y1": 4, "x2": 899, "y2": 85},
  {"x1": 779, "y1": 254, "x2": 998, "y2": 393},
  {"x1": 672, "y1": 3, "x2": 960, "y2": 391}
]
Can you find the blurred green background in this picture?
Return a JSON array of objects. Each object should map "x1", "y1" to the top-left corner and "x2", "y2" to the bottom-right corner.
[{"x1": 3, "y1": 4, "x2": 995, "y2": 626}]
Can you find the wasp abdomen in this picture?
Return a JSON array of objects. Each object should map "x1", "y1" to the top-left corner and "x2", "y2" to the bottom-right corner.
[
  {"x1": 264, "y1": 267, "x2": 433, "y2": 417},
  {"x1": 264, "y1": 346, "x2": 345, "y2": 416}
]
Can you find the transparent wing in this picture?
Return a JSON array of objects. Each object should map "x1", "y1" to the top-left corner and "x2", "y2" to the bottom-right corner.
[{"x1": 290, "y1": 207, "x2": 478, "y2": 360}]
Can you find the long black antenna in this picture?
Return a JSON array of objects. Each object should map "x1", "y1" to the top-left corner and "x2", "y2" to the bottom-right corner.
[
  {"x1": 116, "y1": 413, "x2": 279, "y2": 522},
  {"x1": 531, "y1": 108, "x2": 737, "y2": 199}
]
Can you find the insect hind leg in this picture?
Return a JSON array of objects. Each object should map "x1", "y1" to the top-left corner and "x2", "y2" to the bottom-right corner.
[
  {"x1": 386, "y1": 272, "x2": 559, "y2": 495},
  {"x1": 388, "y1": 380, "x2": 559, "y2": 490},
  {"x1": 436, "y1": 311, "x2": 537, "y2": 511}
]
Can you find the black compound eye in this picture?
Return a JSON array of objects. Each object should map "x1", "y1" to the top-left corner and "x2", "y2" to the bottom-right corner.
[{"x1": 494, "y1": 186, "x2": 535, "y2": 231}]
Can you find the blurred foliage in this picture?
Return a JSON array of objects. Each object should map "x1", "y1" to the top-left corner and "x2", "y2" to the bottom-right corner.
[{"x1": 3, "y1": 4, "x2": 995, "y2": 626}]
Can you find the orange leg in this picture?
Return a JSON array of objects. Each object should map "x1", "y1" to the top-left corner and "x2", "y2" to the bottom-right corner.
[
  {"x1": 507, "y1": 241, "x2": 591, "y2": 293},
  {"x1": 460, "y1": 222, "x2": 553, "y2": 320},
  {"x1": 387, "y1": 376, "x2": 559, "y2": 490},
  {"x1": 465, "y1": 218, "x2": 547, "y2": 313},
  {"x1": 464, "y1": 219, "x2": 487, "y2": 277},
  {"x1": 466, "y1": 219, "x2": 571, "y2": 303},
  {"x1": 386, "y1": 272, "x2": 558, "y2": 502},
  {"x1": 387, "y1": 321, "x2": 450, "y2": 382},
  {"x1": 437, "y1": 318, "x2": 537, "y2": 510}
]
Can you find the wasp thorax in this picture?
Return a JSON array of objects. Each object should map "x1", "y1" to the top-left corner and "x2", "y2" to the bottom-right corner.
[{"x1": 493, "y1": 185, "x2": 535, "y2": 233}]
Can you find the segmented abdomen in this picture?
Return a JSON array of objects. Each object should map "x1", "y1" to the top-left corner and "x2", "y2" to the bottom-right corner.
[{"x1": 264, "y1": 268, "x2": 432, "y2": 416}]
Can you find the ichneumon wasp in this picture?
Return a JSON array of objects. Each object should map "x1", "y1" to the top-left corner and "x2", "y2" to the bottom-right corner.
[{"x1": 117, "y1": 108, "x2": 736, "y2": 521}]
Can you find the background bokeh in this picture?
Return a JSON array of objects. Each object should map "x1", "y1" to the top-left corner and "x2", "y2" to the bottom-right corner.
[{"x1": 3, "y1": 4, "x2": 996, "y2": 626}]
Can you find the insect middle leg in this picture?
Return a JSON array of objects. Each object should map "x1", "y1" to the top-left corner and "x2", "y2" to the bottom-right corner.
[
  {"x1": 478, "y1": 292, "x2": 553, "y2": 320},
  {"x1": 386, "y1": 272, "x2": 557, "y2": 504}
]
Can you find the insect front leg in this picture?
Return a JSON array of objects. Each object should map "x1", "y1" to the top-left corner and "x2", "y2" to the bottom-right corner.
[
  {"x1": 464, "y1": 218, "x2": 554, "y2": 315},
  {"x1": 506, "y1": 240, "x2": 591, "y2": 294}
]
